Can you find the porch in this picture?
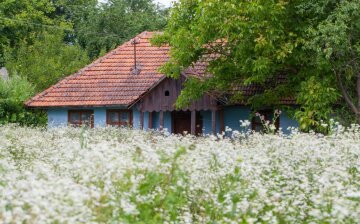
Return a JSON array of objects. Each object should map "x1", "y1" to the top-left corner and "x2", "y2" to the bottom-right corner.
[{"x1": 136, "y1": 109, "x2": 225, "y2": 135}]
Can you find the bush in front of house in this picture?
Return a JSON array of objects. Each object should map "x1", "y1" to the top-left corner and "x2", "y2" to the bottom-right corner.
[{"x1": 0, "y1": 75, "x2": 46, "y2": 126}]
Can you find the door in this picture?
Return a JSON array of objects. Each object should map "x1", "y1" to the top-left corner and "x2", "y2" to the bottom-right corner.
[{"x1": 172, "y1": 111, "x2": 203, "y2": 135}]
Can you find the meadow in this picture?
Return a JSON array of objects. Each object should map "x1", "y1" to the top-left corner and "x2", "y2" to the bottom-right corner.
[{"x1": 0, "y1": 125, "x2": 359, "y2": 223}]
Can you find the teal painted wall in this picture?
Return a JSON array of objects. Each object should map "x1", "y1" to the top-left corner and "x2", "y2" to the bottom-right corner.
[
  {"x1": 220, "y1": 106, "x2": 298, "y2": 134},
  {"x1": 48, "y1": 106, "x2": 299, "y2": 135},
  {"x1": 94, "y1": 108, "x2": 106, "y2": 128},
  {"x1": 164, "y1": 112, "x2": 172, "y2": 132},
  {"x1": 200, "y1": 106, "x2": 298, "y2": 135},
  {"x1": 200, "y1": 106, "x2": 251, "y2": 135},
  {"x1": 132, "y1": 109, "x2": 171, "y2": 132},
  {"x1": 48, "y1": 107, "x2": 123, "y2": 128},
  {"x1": 223, "y1": 106, "x2": 252, "y2": 133},
  {"x1": 48, "y1": 108, "x2": 68, "y2": 127},
  {"x1": 132, "y1": 108, "x2": 140, "y2": 129},
  {"x1": 143, "y1": 112, "x2": 149, "y2": 130},
  {"x1": 199, "y1": 111, "x2": 220, "y2": 135},
  {"x1": 150, "y1": 112, "x2": 172, "y2": 131},
  {"x1": 152, "y1": 112, "x2": 160, "y2": 129},
  {"x1": 280, "y1": 110, "x2": 299, "y2": 134}
]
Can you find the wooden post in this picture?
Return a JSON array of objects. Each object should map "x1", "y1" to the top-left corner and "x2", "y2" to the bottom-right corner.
[
  {"x1": 219, "y1": 109, "x2": 225, "y2": 133},
  {"x1": 211, "y1": 109, "x2": 216, "y2": 135},
  {"x1": 191, "y1": 110, "x2": 196, "y2": 135},
  {"x1": 148, "y1": 112, "x2": 153, "y2": 129},
  {"x1": 160, "y1": 110, "x2": 164, "y2": 130},
  {"x1": 140, "y1": 111, "x2": 144, "y2": 130}
]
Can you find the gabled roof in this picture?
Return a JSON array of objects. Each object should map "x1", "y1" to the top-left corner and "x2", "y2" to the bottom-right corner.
[
  {"x1": 26, "y1": 31, "x2": 169, "y2": 108},
  {"x1": 26, "y1": 31, "x2": 295, "y2": 108}
]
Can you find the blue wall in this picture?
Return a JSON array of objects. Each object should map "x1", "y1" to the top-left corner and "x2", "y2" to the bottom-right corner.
[
  {"x1": 132, "y1": 108, "x2": 140, "y2": 129},
  {"x1": 132, "y1": 109, "x2": 172, "y2": 132},
  {"x1": 280, "y1": 110, "x2": 299, "y2": 134},
  {"x1": 48, "y1": 108, "x2": 68, "y2": 127},
  {"x1": 223, "y1": 106, "x2": 252, "y2": 133},
  {"x1": 94, "y1": 108, "x2": 106, "y2": 128},
  {"x1": 200, "y1": 111, "x2": 220, "y2": 135},
  {"x1": 48, "y1": 106, "x2": 299, "y2": 135},
  {"x1": 221, "y1": 106, "x2": 298, "y2": 134},
  {"x1": 200, "y1": 106, "x2": 298, "y2": 135},
  {"x1": 48, "y1": 107, "x2": 122, "y2": 128}
]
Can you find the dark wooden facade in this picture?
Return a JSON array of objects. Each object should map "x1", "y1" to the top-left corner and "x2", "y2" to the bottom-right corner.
[
  {"x1": 137, "y1": 76, "x2": 217, "y2": 112},
  {"x1": 136, "y1": 76, "x2": 223, "y2": 135}
]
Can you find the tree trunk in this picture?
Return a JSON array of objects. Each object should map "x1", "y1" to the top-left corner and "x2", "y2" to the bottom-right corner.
[
  {"x1": 357, "y1": 74, "x2": 360, "y2": 123},
  {"x1": 334, "y1": 69, "x2": 360, "y2": 123}
]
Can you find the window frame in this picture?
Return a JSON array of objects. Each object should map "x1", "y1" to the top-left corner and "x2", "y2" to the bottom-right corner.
[
  {"x1": 251, "y1": 109, "x2": 280, "y2": 132},
  {"x1": 106, "y1": 109, "x2": 133, "y2": 127},
  {"x1": 68, "y1": 110, "x2": 94, "y2": 128}
]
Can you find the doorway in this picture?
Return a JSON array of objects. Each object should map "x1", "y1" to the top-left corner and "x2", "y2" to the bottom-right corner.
[{"x1": 172, "y1": 111, "x2": 202, "y2": 135}]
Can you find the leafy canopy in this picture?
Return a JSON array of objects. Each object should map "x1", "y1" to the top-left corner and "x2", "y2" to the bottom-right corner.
[
  {"x1": 153, "y1": 0, "x2": 360, "y2": 129},
  {"x1": 6, "y1": 31, "x2": 89, "y2": 92},
  {"x1": 75, "y1": 0, "x2": 168, "y2": 59},
  {"x1": 0, "y1": 76, "x2": 46, "y2": 126},
  {"x1": 0, "y1": 0, "x2": 71, "y2": 66}
]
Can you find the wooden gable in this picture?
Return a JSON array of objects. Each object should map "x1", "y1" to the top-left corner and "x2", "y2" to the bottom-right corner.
[{"x1": 136, "y1": 75, "x2": 217, "y2": 112}]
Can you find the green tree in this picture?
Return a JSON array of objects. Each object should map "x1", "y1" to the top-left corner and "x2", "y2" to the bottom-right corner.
[
  {"x1": 305, "y1": 0, "x2": 360, "y2": 125},
  {"x1": 0, "y1": 0, "x2": 70, "y2": 66},
  {"x1": 0, "y1": 75, "x2": 46, "y2": 126},
  {"x1": 153, "y1": 0, "x2": 360, "y2": 129},
  {"x1": 6, "y1": 31, "x2": 89, "y2": 92},
  {"x1": 76, "y1": 0, "x2": 168, "y2": 59}
]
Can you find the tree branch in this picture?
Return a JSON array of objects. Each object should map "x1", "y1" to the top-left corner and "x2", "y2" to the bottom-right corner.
[
  {"x1": 348, "y1": 35, "x2": 360, "y2": 109},
  {"x1": 333, "y1": 68, "x2": 360, "y2": 115}
]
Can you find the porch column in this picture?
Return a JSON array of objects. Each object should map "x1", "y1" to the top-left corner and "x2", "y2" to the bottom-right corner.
[
  {"x1": 140, "y1": 111, "x2": 144, "y2": 130},
  {"x1": 191, "y1": 110, "x2": 196, "y2": 135},
  {"x1": 211, "y1": 109, "x2": 216, "y2": 135},
  {"x1": 148, "y1": 112, "x2": 153, "y2": 129},
  {"x1": 159, "y1": 110, "x2": 164, "y2": 130}
]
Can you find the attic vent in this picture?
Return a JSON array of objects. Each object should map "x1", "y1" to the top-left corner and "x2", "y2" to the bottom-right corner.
[{"x1": 131, "y1": 37, "x2": 141, "y2": 75}]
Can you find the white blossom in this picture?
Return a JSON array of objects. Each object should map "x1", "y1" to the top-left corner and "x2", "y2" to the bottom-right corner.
[{"x1": 0, "y1": 125, "x2": 359, "y2": 223}]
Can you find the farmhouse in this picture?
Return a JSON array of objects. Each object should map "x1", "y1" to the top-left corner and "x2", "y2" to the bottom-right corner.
[{"x1": 26, "y1": 31, "x2": 298, "y2": 134}]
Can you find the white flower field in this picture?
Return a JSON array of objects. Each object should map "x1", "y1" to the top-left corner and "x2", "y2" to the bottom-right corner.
[{"x1": 0, "y1": 125, "x2": 359, "y2": 223}]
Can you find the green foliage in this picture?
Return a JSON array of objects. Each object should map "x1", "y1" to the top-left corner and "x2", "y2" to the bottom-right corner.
[
  {"x1": 295, "y1": 76, "x2": 340, "y2": 132},
  {"x1": 0, "y1": 0, "x2": 70, "y2": 66},
  {"x1": 0, "y1": 76, "x2": 46, "y2": 126},
  {"x1": 0, "y1": 0, "x2": 168, "y2": 127},
  {"x1": 76, "y1": 0, "x2": 168, "y2": 59},
  {"x1": 154, "y1": 0, "x2": 360, "y2": 130},
  {"x1": 6, "y1": 31, "x2": 89, "y2": 92},
  {"x1": 123, "y1": 147, "x2": 189, "y2": 223},
  {"x1": 153, "y1": 0, "x2": 303, "y2": 106},
  {"x1": 255, "y1": 110, "x2": 282, "y2": 134},
  {"x1": 306, "y1": 0, "x2": 360, "y2": 123}
]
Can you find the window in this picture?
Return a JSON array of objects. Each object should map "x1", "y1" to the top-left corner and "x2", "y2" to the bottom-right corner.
[
  {"x1": 68, "y1": 110, "x2": 94, "y2": 128},
  {"x1": 252, "y1": 110, "x2": 279, "y2": 133},
  {"x1": 107, "y1": 110, "x2": 132, "y2": 127},
  {"x1": 165, "y1": 90, "x2": 170, "y2": 96}
]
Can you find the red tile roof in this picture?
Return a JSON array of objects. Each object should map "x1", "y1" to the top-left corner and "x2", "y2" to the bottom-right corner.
[
  {"x1": 26, "y1": 31, "x2": 295, "y2": 108},
  {"x1": 26, "y1": 31, "x2": 169, "y2": 108}
]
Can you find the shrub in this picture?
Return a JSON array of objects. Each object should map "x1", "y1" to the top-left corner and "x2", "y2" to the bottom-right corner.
[{"x1": 0, "y1": 75, "x2": 46, "y2": 126}]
